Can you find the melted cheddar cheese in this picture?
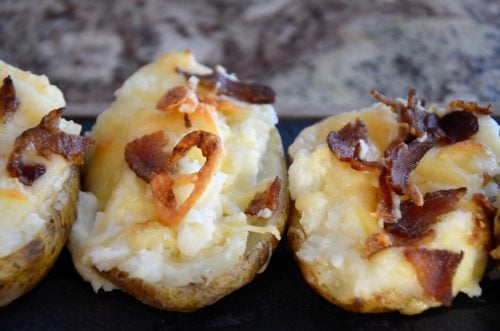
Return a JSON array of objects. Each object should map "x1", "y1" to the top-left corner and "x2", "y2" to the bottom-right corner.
[
  {"x1": 289, "y1": 103, "x2": 499, "y2": 314},
  {"x1": 70, "y1": 51, "x2": 282, "y2": 289},
  {"x1": 0, "y1": 60, "x2": 81, "y2": 258}
]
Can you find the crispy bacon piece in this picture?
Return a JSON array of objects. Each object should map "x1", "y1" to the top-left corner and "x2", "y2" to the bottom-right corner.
[
  {"x1": 439, "y1": 111, "x2": 479, "y2": 143},
  {"x1": 406, "y1": 88, "x2": 417, "y2": 110},
  {"x1": 362, "y1": 229, "x2": 436, "y2": 259},
  {"x1": 151, "y1": 130, "x2": 221, "y2": 227},
  {"x1": 449, "y1": 100, "x2": 492, "y2": 115},
  {"x1": 245, "y1": 176, "x2": 282, "y2": 218},
  {"x1": 177, "y1": 68, "x2": 275, "y2": 104},
  {"x1": 183, "y1": 114, "x2": 192, "y2": 128},
  {"x1": 377, "y1": 168, "x2": 396, "y2": 223},
  {"x1": 372, "y1": 89, "x2": 443, "y2": 139},
  {"x1": 0, "y1": 75, "x2": 20, "y2": 122},
  {"x1": 402, "y1": 107, "x2": 442, "y2": 139},
  {"x1": 384, "y1": 139, "x2": 435, "y2": 196},
  {"x1": 373, "y1": 89, "x2": 482, "y2": 144},
  {"x1": 370, "y1": 89, "x2": 401, "y2": 113},
  {"x1": 362, "y1": 233, "x2": 393, "y2": 258},
  {"x1": 384, "y1": 188, "x2": 466, "y2": 240},
  {"x1": 327, "y1": 119, "x2": 370, "y2": 161},
  {"x1": 327, "y1": 119, "x2": 383, "y2": 171},
  {"x1": 404, "y1": 248, "x2": 463, "y2": 305},
  {"x1": 125, "y1": 131, "x2": 168, "y2": 182},
  {"x1": 156, "y1": 86, "x2": 198, "y2": 113},
  {"x1": 12, "y1": 164, "x2": 47, "y2": 186},
  {"x1": 7, "y1": 108, "x2": 94, "y2": 185},
  {"x1": 406, "y1": 182, "x2": 424, "y2": 207},
  {"x1": 403, "y1": 89, "x2": 443, "y2": 138},
  {"x1": 473, "y1": 193, "x2": 497, "y2": 220}
]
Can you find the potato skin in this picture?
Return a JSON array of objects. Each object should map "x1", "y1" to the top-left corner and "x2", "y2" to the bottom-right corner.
[
  {"x1": 288, "y1": 206, "x2": 399, "y2": 313},
  {"x1": 98, "y1": 129, "x2": 289, "y2": 312},
  {"x1": 102, "y1": 233, "x2": 282, "y2": 312},
  {"x1": 288, "y1": 203, "x2": 491, "y2": 314},
  {"x1": 0, "y1": 166, "x2": 79, "y2": 307}
]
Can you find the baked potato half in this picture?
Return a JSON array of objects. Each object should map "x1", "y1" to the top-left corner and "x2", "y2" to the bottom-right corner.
[
  {"x1": 70, "y1": 51, "x2": 289, "y2": 311},
  {"x1": 0, "y1": 166, "x2": 79, "y2": 306},
  {"x1": 491, "y1": 192, "x2": 500, "y2": 273},
  {"x1": 0, "y1": 61, "x2": 93, "y2": 306},
  {"x1": 288, "y1": 91, "x2": 499, "y2": 314}
]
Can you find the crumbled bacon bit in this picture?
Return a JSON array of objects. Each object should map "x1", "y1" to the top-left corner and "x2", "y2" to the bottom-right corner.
[
  {"x1": 125, "y1": 131, "x2": 168, "y2": 182},
  {"x1": 362, "y1": 232, "x2": 393, "y2": 258},
  {"x1": 13, "y1": 164, "x2": 47, "y2": 186},
  {"x1": 439, "y1": 111, "x2": 479, "y2": 143},
  {"x1": 384, "y1": 188, "x2": 466, "y2": 240},
  {"x1": 362, "y1": 228, "x2": 436, "y2": 259},
  {"x1": 7, "y1": 108, "x2": 94, "y2": 185},
  {"x1": 327, "y1": 119, "x2": 370, "y2": 161},
  {"x1": 373, "y1": 89, "x2": 482, "y2": 145},
  {"x1": 473, "y1": 193, "x2": 497, "y2": 220},
  {"x1": 406, "y1": 88, "x2": 417, "y2": 110},
  {"x1": 404, "y1": 90, "x2": 442, "y2": 138},
  {"x1": 151, "y1": 130, "x2": 221, "y2": 227},
  {"x1": 384, "y1": 139, "x2": 435, "y2": 196},
  {"x1": 245, "y1": 176, "x2": 282, "y2": 218},
  {"x1": 402, "y1": 107, "x2": 442, "y2": 139},
  {"x1": 404, "y1": 248, "x2": 463, "y2": 305},
  {"x1": 372, "y1": 89, "x2": 443, "y2": 139},
  {"x1": 370, "y1": 89, "x2": 401, "y2": 112},
  {"x1": 449, "y1": 100, "x2": 492, "y2": 115},
  {"x1": 184, "y1": 113, "x2": 192, "y2": 128},
  {"x1": 337, "y1": 90, "x2": 489, "y2": 254},
  {"x1": 350, "y1": 158, "x2": 383, "y2": 171},
  {"x1": 377, "y1": 168, "x2": 396, "y2": 223},
  {"x1": 156, "y1": 86, "x2": 198, "y2": 113},
  {"x1": 0, "y1": 75, "x2": 20, "y2": 122},
  {"x1": 327, "y1": 119, "x2": 383, "y2": 171},
  {"x1": 177, "y1": 68, "x2": 275, "y2": 104},
  {"x1": 406, "y1": 182, "x2": 424, "y2": 207}
]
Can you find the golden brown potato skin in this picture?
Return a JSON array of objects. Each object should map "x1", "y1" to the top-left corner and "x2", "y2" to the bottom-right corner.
[
  {"x1": 99, "y1": 129, "x2": 289, "y2": 312},
  {"x1": 102, "y1": 231, "x2": 286, "y2": 312},
  {"x1": 102, "y1": 190, "x2": 288, "y2": 312},
  {"x1": 0, "y1": 166, "x2": 79, "y2": 307},
  {"x1": 288, "y1": 207, "x2": 416, "y2": 313},
  {"x1": 288, "y1": 204, "x2": 491, "y2": 314}
]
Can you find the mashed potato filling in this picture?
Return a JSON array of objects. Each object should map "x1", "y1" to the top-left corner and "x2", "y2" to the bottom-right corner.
[
  {"x1": 289, "y1": 103, "x2": 499, "y2": 313},
  {"x1": 71, "y1": 52, "x2": 281, "y2": 289},
  {"x1": 0, "y1": 61, "x2": 81, "y2": 258}
]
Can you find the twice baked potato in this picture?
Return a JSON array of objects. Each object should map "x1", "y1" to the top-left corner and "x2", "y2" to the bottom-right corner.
[
  {"x1": 69, "y1": 51, "x2": 289, "y2": 311},
  {"x1": 491, "y1": 193, "x2": 500, "y2": 272},
  {"x1": 0, "y1": 61, "x2": 93, "y2": 306},
  {"x1": 288, "y1": 91, "x2": 499, "y2": 314}
]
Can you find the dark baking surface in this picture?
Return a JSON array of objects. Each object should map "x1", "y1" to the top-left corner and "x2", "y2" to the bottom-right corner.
[{"x1": 0, "y1": 118, "x2": 499, "y2": 331}]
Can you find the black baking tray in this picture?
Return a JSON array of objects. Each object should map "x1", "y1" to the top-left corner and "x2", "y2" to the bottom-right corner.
[{"x1": 1, "y1": 118, "x2": 499, "y2": 331}]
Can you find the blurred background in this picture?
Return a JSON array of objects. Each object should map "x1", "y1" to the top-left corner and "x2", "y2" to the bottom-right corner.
[{"x1": 1, "y1": 0, "x2": 499, "y2": 116}]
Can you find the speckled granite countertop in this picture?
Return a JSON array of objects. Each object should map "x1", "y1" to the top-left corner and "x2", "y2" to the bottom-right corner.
[{"x1": 1, "y1": 0, "x2": 500, "y2": 116}]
